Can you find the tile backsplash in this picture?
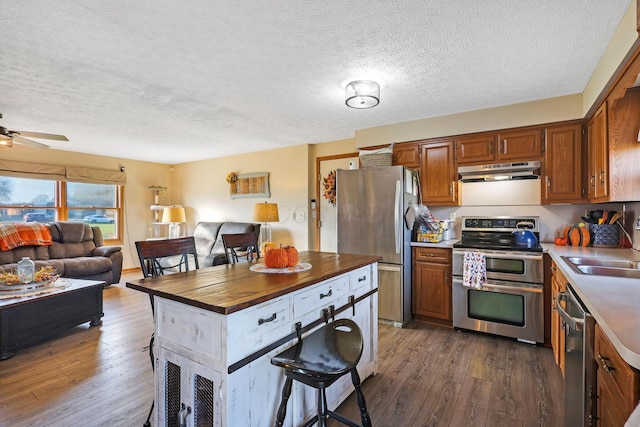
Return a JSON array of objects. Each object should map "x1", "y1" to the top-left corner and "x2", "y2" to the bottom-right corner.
[{"x1": 430, "y1": 202, "x2": 638, "y2": 246}]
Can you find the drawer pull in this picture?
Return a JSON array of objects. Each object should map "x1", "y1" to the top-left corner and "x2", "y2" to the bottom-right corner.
[
  {"x1": 596, "y1": 352, "x2": 615, "y2": 374},
  {"x1": 320, "y1": 289, "x2": 333, "y2": 299},
  {"x1": 358, "y1": 276, "x2": 367, "y2": 282},
  {"x1": 258, "y1": 313, "x2": 277, "y2": 325}
]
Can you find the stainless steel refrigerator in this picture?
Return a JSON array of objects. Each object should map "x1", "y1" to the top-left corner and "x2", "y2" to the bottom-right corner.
[{"x1": 337, "y1": 166, "x2": 419, "y2": 327}]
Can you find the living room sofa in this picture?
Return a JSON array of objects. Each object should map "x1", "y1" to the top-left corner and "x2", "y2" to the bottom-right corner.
[
  {"x1": 0, "y1": 221, "x2": 123, "y2": 285},
  {"x1": 193, "y1": 221, "x2": 261, "y2": 266}
]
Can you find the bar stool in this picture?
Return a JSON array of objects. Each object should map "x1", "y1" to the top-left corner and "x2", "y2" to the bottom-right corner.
[{"x1": 271, "y1": 318, "x2": 372, "y2": 427}]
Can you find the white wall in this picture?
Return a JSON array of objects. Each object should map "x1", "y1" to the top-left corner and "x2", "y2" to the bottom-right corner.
[{"x1": 172, "y1": 144, "x2": 310, "y2": 249}]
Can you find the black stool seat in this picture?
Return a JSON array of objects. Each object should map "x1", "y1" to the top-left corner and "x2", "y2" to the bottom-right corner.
[{"x1": 271, "y1": 318, "x2": 372, "y2": 427}]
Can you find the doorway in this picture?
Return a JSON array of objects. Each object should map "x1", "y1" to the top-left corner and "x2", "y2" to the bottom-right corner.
[{"x1": 316, "y1": 153, "x2": 358, "y2": 252}]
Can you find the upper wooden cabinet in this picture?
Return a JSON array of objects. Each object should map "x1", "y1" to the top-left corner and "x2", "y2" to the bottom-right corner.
[
  {"x1": 587, "y1": 102, "x2": 609, "y2": 201},
  {"x1": 392, "y1": 142, "x2": 421, "y2": 169},
  {"x1": 542, "y1": 123, "x2": 585, "y2": 204},
  {"x1": 455, "y1": 128, "x2": 543, "y2": 165},
  {"x1": 496, "y1": 128, "x2": 544, "y2": 161},
  {"x1": 454, "y1": 134, "x2": 496, "y2": 165},
  {"x1": 586, "y1": 88, "x2": 640, "y2": 203},
  {"x1": 421, "y1": 141, "x2": 457, "y2": 206}
]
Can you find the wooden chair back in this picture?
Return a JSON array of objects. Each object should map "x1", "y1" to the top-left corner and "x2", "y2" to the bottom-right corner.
[
  {"x1": 135, "y1": 237, "x2": 199, "y2": 277},
  {"x1": 221, "y1": 233, "x2": 260, "y2": 264}
]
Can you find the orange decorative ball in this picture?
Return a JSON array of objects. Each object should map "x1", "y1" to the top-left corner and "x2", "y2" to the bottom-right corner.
[
  {"x1": 285, "y1": 246, "x2": 299, "y2": 267},
  {"x1": 264, "y1": 247, "x2": 289, "y2": 268}
]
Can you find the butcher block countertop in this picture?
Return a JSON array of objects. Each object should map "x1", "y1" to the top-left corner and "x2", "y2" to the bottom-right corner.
[
  {"x1": 126, "y1": 251, "x2": 381, "y2": 315},
  {"x1": 543, "y1": 243, "x2": 640, "y2": 369}
]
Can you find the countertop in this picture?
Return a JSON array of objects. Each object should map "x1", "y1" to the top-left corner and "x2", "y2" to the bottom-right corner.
[
  {"x1": 542, "y1": 243, "x2": 640, "y2": 369},
  {"x1": 126, "y1": 251, "x2": 381, "y2": 315}
]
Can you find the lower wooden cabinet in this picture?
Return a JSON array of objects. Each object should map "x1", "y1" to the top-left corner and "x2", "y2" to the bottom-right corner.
[
  {"x1": 550, "y1": 261, "x2": 567, "y2": 376},
  {"x1": 412, "y1": 247, "x2": 452, "y2": 326},
  {"x1": 594, "y1": 324, "x2": 640, "y2": 426}
]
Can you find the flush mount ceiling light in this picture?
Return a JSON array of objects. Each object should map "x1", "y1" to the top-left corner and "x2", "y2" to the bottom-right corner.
[{"x1": 345, "y1": 80, "x2": 380, "y2": 109}]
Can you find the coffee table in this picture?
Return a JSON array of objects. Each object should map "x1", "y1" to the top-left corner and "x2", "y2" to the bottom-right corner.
[{"x1": 0, "y1": 278, "x2": 105, "y2": 360}]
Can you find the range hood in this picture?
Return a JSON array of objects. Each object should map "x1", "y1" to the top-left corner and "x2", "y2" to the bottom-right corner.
[{"x1": 458, "y1": 161, "x2": 541, "y2": 182}]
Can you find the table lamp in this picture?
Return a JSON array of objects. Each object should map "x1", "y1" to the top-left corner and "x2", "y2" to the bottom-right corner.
[
  {"x1": 162, "y1": 206, "x2": 186, "y2": 239},
  {"x1": 253, "y1": 202, "x2": 279, "y2": 246}
]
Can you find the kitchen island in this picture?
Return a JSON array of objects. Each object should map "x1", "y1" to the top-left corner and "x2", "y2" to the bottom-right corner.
[{"x1": 126, "y1": 251, "x2": 380, "y2": 427}]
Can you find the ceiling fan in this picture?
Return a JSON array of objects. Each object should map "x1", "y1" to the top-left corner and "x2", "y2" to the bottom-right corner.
[{"x1": 0, "y1": 113, "x2": 69, "y2": 149}]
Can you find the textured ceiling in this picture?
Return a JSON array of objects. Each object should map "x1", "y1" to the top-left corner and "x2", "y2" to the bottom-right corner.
[{"x1": 0, "y1": 0, "x2": 632, "y2": 164}]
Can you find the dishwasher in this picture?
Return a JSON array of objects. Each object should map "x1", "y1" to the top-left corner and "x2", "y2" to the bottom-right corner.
[{"x1": 556, "y1": 284, "x2": 596, "y2": 426}]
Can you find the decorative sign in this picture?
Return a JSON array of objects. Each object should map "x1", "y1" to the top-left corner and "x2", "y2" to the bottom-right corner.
[{"x1": 230, "y1": 172, "x2": 270, "y2": 199}]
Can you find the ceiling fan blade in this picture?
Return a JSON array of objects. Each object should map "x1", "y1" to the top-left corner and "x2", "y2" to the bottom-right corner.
[
  {"x1": 12, "y1": 135, "x2": 49, "y2": 149},
  {"x1": 14, "y1": 131, "x2": 69, "y2": 141}
]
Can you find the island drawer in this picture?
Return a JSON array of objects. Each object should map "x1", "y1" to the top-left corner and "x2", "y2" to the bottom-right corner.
[
  {"x1": 228, "y1": 297, "x2": 291, "y2": 344},
  {"x1": 350, "y1": 266, "x2": 372, "y2": 295},
  {"x1": 293, "y1": 275, "x2": 349, "y2": 319},
  {"x1": 156, "y1": 298, "x2": 224, "y2": 361}
]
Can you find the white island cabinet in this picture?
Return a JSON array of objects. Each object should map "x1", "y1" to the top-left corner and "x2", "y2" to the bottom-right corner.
[{"x1": 127, "y1": 252, "x2": 380, "y2": 427}]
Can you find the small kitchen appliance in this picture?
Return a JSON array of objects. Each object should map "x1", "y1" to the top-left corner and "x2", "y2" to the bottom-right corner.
[{"x1": 452, "y1": 216, "x2": 544, "y2": 344}]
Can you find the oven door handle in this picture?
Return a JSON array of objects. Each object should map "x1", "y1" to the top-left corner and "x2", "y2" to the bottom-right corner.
[
  {"x1": 480, "y1": 282, "x2": 543, "y2": 293},
  {"x1": 453, "y1": 249, "x2": 543, "y2": 261},
  {"x1": 453, "y1": 278, "x2": 542, "y2": 293},
  {"x1": 556, "y1": 292, "x2": 584, "y2": 331}
]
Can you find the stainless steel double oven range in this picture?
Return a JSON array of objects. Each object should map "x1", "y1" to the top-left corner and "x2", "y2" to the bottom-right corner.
[{"x1": 452, "y1": 216, "x2": 544, "y2": 344}]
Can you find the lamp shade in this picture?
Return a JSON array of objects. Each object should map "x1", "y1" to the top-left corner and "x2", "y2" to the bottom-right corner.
[
  {"x1": 162, "y1": 206, "x2": 186, "y2": 223},
  {"x1": 345, "y1": 80, "x2": 380, "y2": 109},
  {"x1": 253, "y1": 203, "x2": 279, "y2": 223}
]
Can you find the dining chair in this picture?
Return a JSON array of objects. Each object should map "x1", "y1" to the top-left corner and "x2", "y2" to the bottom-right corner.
[
  {"x1": 135, "y1": 236, "x2": 200, "y2": 277},
  {"x1": 221, "y1": 232, "x2": 260, "y2": 264},
  {"x1": 134, "y1": 237, "x2": 199, "y2": 427}
]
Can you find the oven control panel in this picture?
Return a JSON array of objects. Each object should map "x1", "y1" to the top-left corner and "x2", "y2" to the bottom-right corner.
[{"x1": 461, "y1": 216, "x2": 539, "y2": 232}]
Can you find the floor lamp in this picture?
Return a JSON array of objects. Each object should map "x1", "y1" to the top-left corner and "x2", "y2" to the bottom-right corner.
[{"x1": 253, "y1": 202, "x2": 279, "y2": 246}]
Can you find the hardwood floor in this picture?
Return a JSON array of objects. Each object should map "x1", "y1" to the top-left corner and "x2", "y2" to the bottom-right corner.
[
  {"x1": 0, "y1": 273, "x2": 564, "y2": 426},
  {"x1": 332, "y1": 322, "x2": 565, "y2": 427}
]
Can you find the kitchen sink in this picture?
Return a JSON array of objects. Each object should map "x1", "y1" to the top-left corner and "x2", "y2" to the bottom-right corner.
[
  {"x1": 563, "y1": 256, "x2": 640, "y2": 269},
  {"x1": 561, "y1": 256, "x2": 640, "y2": 279}
]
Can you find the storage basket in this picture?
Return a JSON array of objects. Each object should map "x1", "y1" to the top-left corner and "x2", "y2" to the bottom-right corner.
[
  {"x1": 359, "y1": 152, "x2": 392, "y2": 168},
  {"x1": 415, "y1": 221, "x2": 443, "y2": 243},
  {"x1": 358, "y1": 143, "x2": 394, "y2": 168},
  {"x1": 590, "y1": 224, "x2": 619, "y2": 247},
  {"x1": 420, "y1": 231, "x2": 443, "y2": 243}
]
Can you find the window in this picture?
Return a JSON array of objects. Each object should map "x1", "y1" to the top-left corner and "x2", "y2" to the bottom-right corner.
[{"x1": 0, "y1": 176, "x2": 124, "y2": 242}]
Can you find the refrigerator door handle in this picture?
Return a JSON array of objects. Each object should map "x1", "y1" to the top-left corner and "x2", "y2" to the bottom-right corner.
[{"x1": 395, "y1": 180, "x2": 401, "y2": 254}]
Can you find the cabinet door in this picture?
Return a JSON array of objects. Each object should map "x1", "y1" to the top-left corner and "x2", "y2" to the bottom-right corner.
[
  {"x1": 157, "y1": 348, "x2": 222, "y2": 427},
  {"x1": 596, "y1": 369, "x2": 629, "y2": 427},
  {"x1": 421, "y1": 141, "x2": 457, "y2": 206},
  {"x1": 543, "y1": 124, "x2": 584, "y2": 204},
  {"x1": 456, "y1": 135, "x2": 496, "y2": 165},
  {"x1": 595, "y1": 324, "x2": 640, "y2": 423},
  {"x1": 392, "y1": 143, "x2": 421, "y2": 168},
  {"x1": 412, "y1": 260, "x2": 450, "y2": 320},
  {"x1": 454, "y1": 134, "x2": 496, "y2": 165},
  {"x1": 550, "y1": 264, "x2": 566, "y2": 376},
  {"x1": 497, "y1": 128, "x2": 543, "y2": 161},
  {"x1": 588, "y1": 102, "x2": 609, "y2": 201}
]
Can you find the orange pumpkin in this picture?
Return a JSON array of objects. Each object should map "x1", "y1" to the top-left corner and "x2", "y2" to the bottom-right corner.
[
  {"x1": 563, "y1": 225, "x2": 591, "y2": 247},
  {"x1": 264, "y1": 247, "x2": 289, "y2": 268},
  {"x1": 285, "y1": 246, "x2": 299, "y2": 267}
]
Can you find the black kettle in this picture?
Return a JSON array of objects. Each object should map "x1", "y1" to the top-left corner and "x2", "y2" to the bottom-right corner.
[{"x1": 513, "y1": 221, "x2": 538, "y2": 246}]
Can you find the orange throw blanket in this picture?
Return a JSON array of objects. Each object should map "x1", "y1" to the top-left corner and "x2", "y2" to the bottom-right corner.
[{"x1": 0, "y1": 223, "x2": 53, "y2": 251}]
